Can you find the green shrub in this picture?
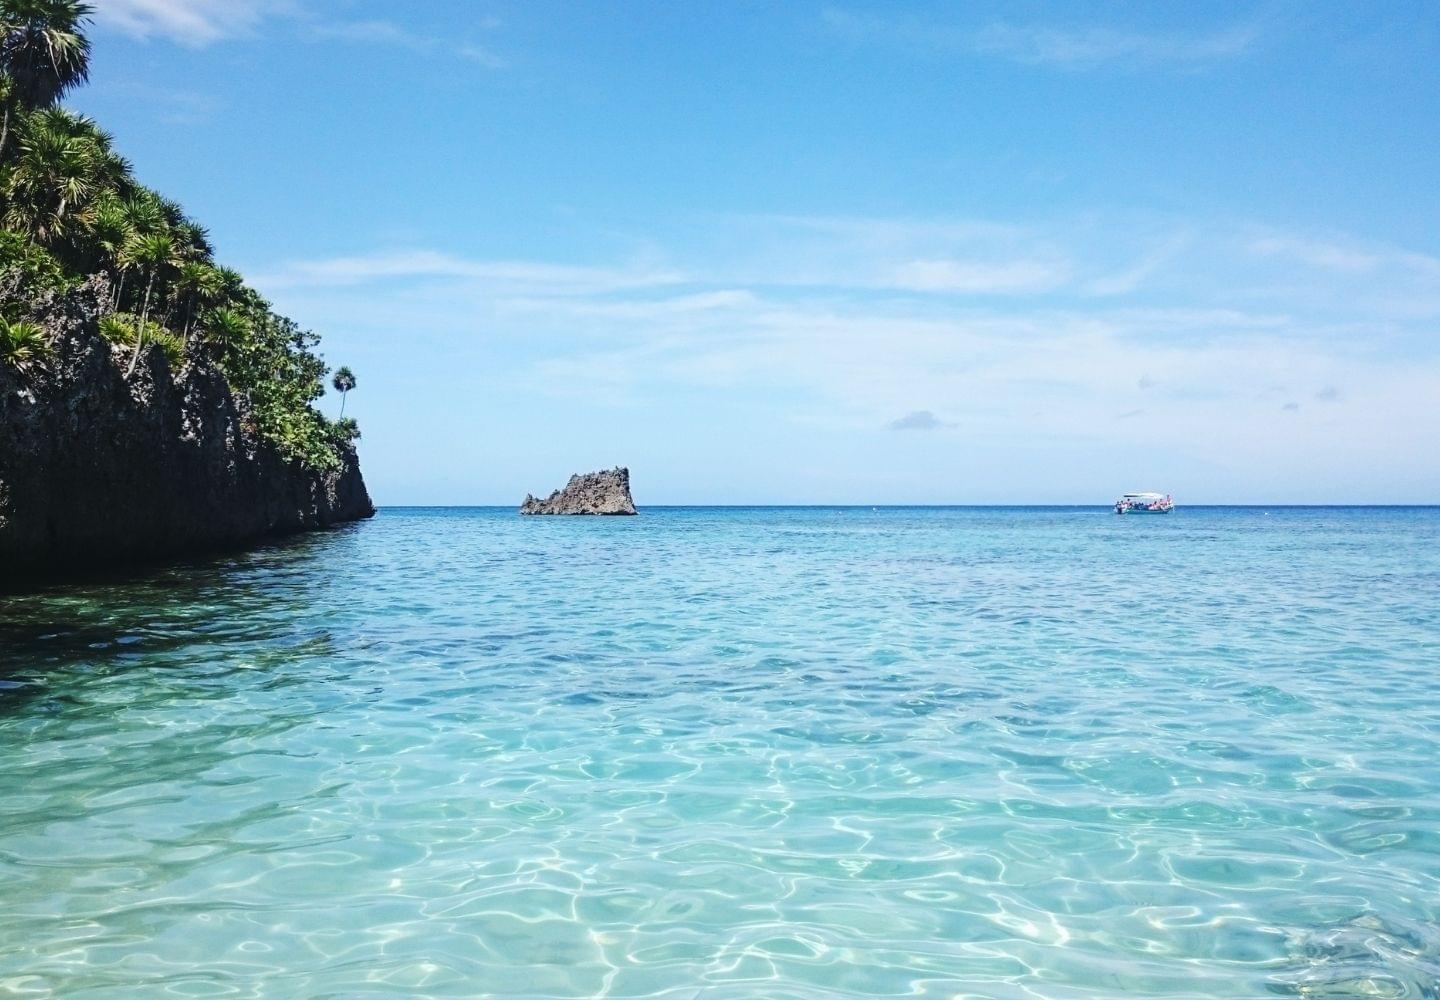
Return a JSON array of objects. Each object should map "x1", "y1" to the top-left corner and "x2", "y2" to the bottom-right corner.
[
  {"x1": 100, "y1": 314, "x2": 184, "y2": 370},
  {"x1": 0, "y1": 232, "x2": 69, "y2": 315},
  {"x1": 148, "y1": 328, "x2": 185, "y2": 367},
  {"x1": 332, "y1": 417, "x2": 361, "y2": 443},
  {"x1": 0, "y1": 318, "x2": 49, "y2": 369},
  {"x1": 98, "y1": 313, "x2": 137, "y2": 345}
]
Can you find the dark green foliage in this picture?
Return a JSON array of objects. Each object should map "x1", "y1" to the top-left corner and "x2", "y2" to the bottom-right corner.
[
  {"x1": 96, "y1": 311, "x2": 134, "y2": 344},
  {"x1": 0, "y1": 1, "x2": 358, "y2": 470},
  {"x1": 0, "y1": 227, "x2": 65, "y2": 308},
  {"x1": 0, "y1": 1, "x2": 92, "y2": 163},
  {"x1": 332, "y1": 417, "x2": 361, "y2": 443},
  {"x1": 0, "y1": 1, "x2": 92, "y2": 108},
  {"x1": 217, "y1": 292, "x2": 342, "y2": 471},
  {"x1": 0, "y1": 314, "x2": 45, "y2": 368}
]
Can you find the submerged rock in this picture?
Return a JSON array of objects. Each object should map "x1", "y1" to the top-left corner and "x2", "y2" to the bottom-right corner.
[
  {"x1": 521, "y1": 467, "x2": 637, "y2": 515},
  {"x1": 0, "y1": 277, "x2": 375, "y2": 586}
]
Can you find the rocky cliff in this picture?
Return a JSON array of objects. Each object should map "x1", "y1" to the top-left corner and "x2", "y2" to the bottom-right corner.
[
  {"x1": 0, "y1": 279, "x2": 374, "y2": 585},
  {"x1": 521, "y1": 467, "x2": 637, "y2": 515}
]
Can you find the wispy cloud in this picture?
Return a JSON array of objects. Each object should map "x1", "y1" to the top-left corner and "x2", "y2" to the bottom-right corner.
[
  {"x1": 684, "y1": 214, "x2": 1078, "y2": 296},
  {"x1": 1085, "y1": 235, "x2": 1193, "y2": 296},
  {"x1": 887, "y1": 258, "x2": 1068, "y2": 294},
  {"x1": 823, "y1": 8, "x2": 1261, "y2": 70},
  {"x1": 1245, "y1": 231, "x2": 1440, "y2": 319},
  {"x1": 95, "y1": 0, "x2": 292, "y2": 46},
  {"x1": 94, "y1": 2, "x2": 507, "y2": 64},
  {"x1": 256, "y1": 250, "x2": 684, "y2": 295},
  {"x1": 972, "y1": 22, "x2": 1260, "y2": 69},
  {"x1": 256, "y1": 213, "x2": 1440, "y2": 458},
  {"x1": 305, "y1": 19, "x2": 508, "y2": 67},
  {"x1": 1250, "y1": 233, "x2": 1440, "y2": 278}
]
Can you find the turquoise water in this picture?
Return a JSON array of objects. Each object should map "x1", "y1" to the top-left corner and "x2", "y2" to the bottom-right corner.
[{"x1": 2, "y1": 507, "x2": 1438, "y2": 998}]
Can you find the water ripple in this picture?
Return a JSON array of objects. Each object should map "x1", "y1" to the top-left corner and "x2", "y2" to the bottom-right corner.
[{"x1": 1, "y1": 507, "x2": 1438, "y2": 997}]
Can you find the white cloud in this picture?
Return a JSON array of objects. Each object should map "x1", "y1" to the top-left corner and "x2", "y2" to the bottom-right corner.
[
  {"x1": 887, "y1": 257, "x2": 1068, "y2": 294},
  {"x1": 259, "y1": 211, "x2": 1440, "y2": 501},
  {"x1": 95, "y1": 0, "x2": 291, "y2": 46},
  {"x1": 1085, "y1": 235, "x2": 1193, "y2": 296},
  {"x1": 256, "y1": 250, "x2": 685, "y2": 296},
  {"x1": 972, "y1": 23, "x2": 1260, "y2": 69},
  {"x1": 94, "y1": 3, "x2": 508, "y2": 64},
  {"x1": 1244, "y1": 232, "x2": 1440, "y2": 319},
  {"x1": 457, "y1": 44, "x2": 508, "y2": 69},
  {"x1": 308, "y1": 19, "x2": 413, "y2": 46},
  {"x1": 823, "y1": 9, "x2": 1261, "y2": 70},
  {"x1": 257, "y1": 215, "x2": 1440, "y2": 449},
  {"x1": 1250, "y1": 233, "x2": 1440, "y2": 278},
  {"x1": 305, "y1": 19, "x2": 509, "y2": 67}
]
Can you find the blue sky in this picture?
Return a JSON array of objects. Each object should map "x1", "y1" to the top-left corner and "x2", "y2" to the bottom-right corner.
[{"x1": 81, "y1": 1, "x2": 1440, "y2": 504}]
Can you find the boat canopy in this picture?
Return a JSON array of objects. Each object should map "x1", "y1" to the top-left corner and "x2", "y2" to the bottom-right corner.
[{"x1": 1121, "y1": 492, "x2": 1166, "y2": 500}]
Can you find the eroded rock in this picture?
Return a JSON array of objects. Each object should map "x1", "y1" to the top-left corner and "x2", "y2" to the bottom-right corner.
[
  {"x1": 521, "y1": 467, "x2": 637, "y2": 515},
  {"x1": 0, "y1": 277, "x2": 375, "y2": 586}
]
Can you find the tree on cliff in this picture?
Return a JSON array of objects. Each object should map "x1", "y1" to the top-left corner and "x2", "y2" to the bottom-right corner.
[
  {"x1": 124, "y1": 231, "x2": 179, "y2": 377},
  {"x1": 3, "y1": 108, "x2": 123, "y2": 244},
  {"x1": 332, "y1": 366, "x2": 356, "y2": 416},
  {"x1": 0, "y1": 1, "x2": 359, "y2": 472},
  {"x1": 0, "y1": 0, "x2": 92, "y2": 161}
]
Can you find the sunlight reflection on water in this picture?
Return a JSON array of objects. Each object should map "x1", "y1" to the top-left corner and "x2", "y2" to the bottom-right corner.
[{"x1": 1, "y1": 507, "x2": 1438, "y2": 998}]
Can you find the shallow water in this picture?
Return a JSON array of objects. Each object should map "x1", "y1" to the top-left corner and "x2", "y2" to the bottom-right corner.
[{"x1": 2, "y1": 507, "x2": 1438, "y2": 998}]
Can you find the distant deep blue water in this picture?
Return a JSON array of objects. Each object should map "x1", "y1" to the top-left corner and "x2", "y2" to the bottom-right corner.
[{"x1": 2, "y1": 506, "x2": 1438, "y2": 998}]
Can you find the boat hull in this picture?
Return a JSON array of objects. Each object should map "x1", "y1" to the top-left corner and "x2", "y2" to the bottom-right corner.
[{"x1": 1115, "y1": 506, "x2": 1173, "y2": 514}]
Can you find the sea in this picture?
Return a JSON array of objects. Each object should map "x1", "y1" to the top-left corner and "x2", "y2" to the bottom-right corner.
[{"x1": 1, "y1": 506, "x2": 1437, "y2": 998}]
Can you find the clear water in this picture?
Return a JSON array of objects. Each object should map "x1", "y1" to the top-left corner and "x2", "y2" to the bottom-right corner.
[{"x1": 2, "y1": 507, "x2": 1438, "y2": 999}]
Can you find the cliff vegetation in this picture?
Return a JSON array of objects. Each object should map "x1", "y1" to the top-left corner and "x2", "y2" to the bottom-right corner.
[
  {"x1": 0, "y1": 0, "x2": 358, "y2": 472},
  {"x1": 0, "y1": 1, "x2": 373, "y2": 583}
]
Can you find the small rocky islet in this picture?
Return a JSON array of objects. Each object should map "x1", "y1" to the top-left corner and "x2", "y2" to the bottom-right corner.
[{"x1": 520, "y1": 467, "x2": 637, "y2": 515}]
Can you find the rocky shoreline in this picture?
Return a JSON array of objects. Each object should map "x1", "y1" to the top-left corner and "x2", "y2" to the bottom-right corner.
[{"x1": 0, "y1": 280, "x2": 374, "y2": 587}]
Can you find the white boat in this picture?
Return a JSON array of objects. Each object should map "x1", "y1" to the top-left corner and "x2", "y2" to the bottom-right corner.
[{"x1": 1115, "y1": 492, "x2": 1174, "y2": 514}]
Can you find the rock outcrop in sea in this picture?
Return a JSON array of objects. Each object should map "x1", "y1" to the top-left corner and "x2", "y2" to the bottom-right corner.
[
  {"x1": 521, "y1": 467, "x2": 637, "y2": 515},
  {"x1": 0, "y1": 279, "x2": 374, "y2": 585}
]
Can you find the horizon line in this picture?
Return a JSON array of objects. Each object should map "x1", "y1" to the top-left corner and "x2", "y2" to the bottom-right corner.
[{"x1": 371, "y1": 503, "x2": 1440, "y2": 510}]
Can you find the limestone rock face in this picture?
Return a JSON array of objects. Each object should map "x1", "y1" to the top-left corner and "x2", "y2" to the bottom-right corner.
[
  {"x1": 521, "y1": 467, "x2": 637, "y2": 515},
  {"x1": 0, "y1": 277, "x2": 375, "y2": 587}
]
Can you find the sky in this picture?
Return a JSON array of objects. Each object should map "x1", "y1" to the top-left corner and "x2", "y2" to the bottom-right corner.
[{"x1": 78, "y1": 0, "x2": 1440, "y2": 504}]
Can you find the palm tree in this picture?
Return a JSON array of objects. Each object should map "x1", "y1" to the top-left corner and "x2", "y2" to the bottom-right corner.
[
  {"x1": 3, "y1": 108, "x2": 103, "y2": 244},
  {"x1": 109, "y1": 192, "x2": 164, "y2": 309},
  {"x1": 121, "y1": 190, "x2": 164, "y2": 236},
  {"x1": 88, "y1": 192, "x2": 131, "y2": 298},
  {"x1": 331, "y1": 365, "x2": 356, "y2": 416},
  {"x1": 214, "y1": 265, "x2": 245, "y2": 302},
  {"x1": 201, "y1": 306, "x2": 249, "y2": 359},
  {"x1": 0, "y1": 316, "x2": 47, "y2": 369},
  {"x1": 0, "y1": 0, "x2": 94, "y2": 160},
  {"x1": 172, "y1": 260, "x2": 221, "y2": 342},
  {"x1": 123, "y1": 230, "x2": 179, "y2": 376},
  {"x1": 174, "y1": 219, "x2": 213, "y2": 262}
]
